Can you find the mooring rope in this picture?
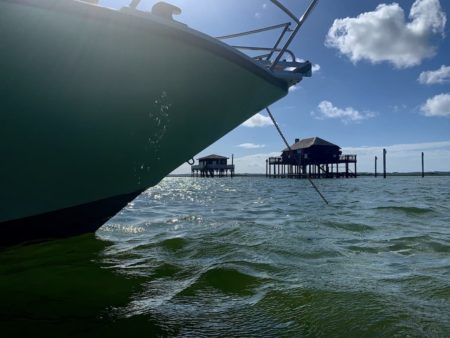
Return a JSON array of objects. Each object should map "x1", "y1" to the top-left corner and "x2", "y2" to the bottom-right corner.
[{"x1": 266, "y1": 107, "x2": 329, "y2": 205}]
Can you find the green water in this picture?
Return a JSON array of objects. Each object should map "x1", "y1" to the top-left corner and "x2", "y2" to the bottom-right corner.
[{"x1": 1, "y1": 177, "x2": 450, "y2": 337}]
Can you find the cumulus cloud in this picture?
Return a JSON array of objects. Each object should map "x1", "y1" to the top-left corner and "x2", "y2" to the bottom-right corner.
[
  {"x1": 237, "y1": 143, "x2": 266, "y2": 149},
  {"x1": 421, "y1": 93, "x2": 450, "y2": 117},
  {"x1": 242, "y1": 113, "x2": 273, "y2": 127},
  {"x1": 325, "y1": 0, "x2": 447, "y2": 68},
  {"x1": 418, "y1": 65, "x2": 450, "y2": 84},
  {"x1": 313, "y1": 101, "x2": 376, "y2": 123}
]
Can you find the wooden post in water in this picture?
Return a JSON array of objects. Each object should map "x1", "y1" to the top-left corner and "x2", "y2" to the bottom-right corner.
[
  {"x1": 231, "y1": 154, "x2": 234, "y2": 178},
  {"x1": 421, "y1": 152, "x2": 425, "y2": 178},
  {"x1": 374, "y1": 156, "x2": 378, "y2": 177},
  {"x1": 383, "y1": 148, "x2": 387, "y2": 179}
]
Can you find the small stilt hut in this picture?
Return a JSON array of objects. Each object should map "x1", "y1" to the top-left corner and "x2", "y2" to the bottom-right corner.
[
  {"x1": 191, "y1": 154, "x2": 235, "y2": 177},
  {"x1": 266, "y1": 137, "x2": 357, "y2": 178}
]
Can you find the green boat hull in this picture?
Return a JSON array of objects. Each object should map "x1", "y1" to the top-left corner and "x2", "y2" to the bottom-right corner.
[{"x1": 0, "y1": 0, "x2": 288, "y2": 245}]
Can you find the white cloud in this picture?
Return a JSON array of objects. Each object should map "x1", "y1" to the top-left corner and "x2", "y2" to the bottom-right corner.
[
  {"x1": 343, "y1": 141, "x2": 450, "y2": 172},
  {"x1": 242, "y1": 113, "x2": 273, "y2": 127},
  {"x1": 231, "y1": 152, "x2": 280, "y2": 174},
  {"x1": 237, "y1": 143, "x2": 266, "y2": 149},
  {"x1": 391, "y1": 104, "x2": 408, "y2": 112},
  {"x1": 313, "y1": 101, "x2": 376, "y2": 123},
  {"x1": 421, "y1": 93, "x2": 450, "y2": 117},
  {"x1": 418, "y1": 65, "x2": 450, "y2": 84},
  {"x1": 255, "y1": 3, "x2": 268, "y2": 18},
  {"x1": 325, "y1": 0, "x2": 447, "y2": 68}
]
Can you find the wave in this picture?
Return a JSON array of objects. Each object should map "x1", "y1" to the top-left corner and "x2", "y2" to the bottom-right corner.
[
  {"x1": 160, "y1": 237, "x2": 188, "y2": 251},
  {"x1": 177, "y1": 266, "x2": 263, "y2": 297},
  {"x1": 253, "y1": 287, "x2": 412, "y2": 337},
  {"x1": 374, "y1": 206, "x2": 434, "y2": 215},
  {"x1": 324, "y1": 220, "x2": 374, "y2": 232},
  {"x1": 347, "y1": 236, "x2": 450, "y2": 255}
]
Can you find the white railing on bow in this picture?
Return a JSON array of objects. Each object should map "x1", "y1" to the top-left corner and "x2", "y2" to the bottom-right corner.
[{"x1": 216, "y1": 0, "x2": 320, "y2": 70}]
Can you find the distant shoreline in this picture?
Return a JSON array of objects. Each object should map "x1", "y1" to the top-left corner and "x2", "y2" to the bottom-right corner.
[
  {"x1": 356, "y1": 172, "x2": 450, "y2": 177},
  {"x1": 169, "y1": 172, "x2": 450, "y2": 178}
]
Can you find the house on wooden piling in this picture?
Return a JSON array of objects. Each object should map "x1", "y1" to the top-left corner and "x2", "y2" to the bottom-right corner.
[
  {"x1": 191, "y1": 154, "x2": 235, "y2": 177},
  {"x1": 266, "y1": 137, "x2": 357, "y2": 178}
]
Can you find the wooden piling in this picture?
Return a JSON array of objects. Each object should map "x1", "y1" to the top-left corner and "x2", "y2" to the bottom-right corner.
[
  {"x1": 374, "y1": 156, "x2": 377, "y2": 178},
  {"x1": 383, "y1": 148, "x2": 387, "y2": 179},
  {"x1": 421, "y1": 152, "x2": 424, "y2": 178}
]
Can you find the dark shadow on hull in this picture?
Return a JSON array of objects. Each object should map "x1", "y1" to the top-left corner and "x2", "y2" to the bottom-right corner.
[{"x1": 0, "y1": 190, "x2": 143, "y2": 247}]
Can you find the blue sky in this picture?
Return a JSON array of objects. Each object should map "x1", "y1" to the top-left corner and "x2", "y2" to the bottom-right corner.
[{"x1": 101, "y1": 0, "x2": 450, "y2": 173}]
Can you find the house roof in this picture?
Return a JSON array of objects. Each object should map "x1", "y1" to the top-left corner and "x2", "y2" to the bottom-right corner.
[
  {"x1": 198, "y1": 154, "x2": 229, "y2": 160},
  {"x1": 283, "y1": 137, "x2": 340, "y2": 151}
]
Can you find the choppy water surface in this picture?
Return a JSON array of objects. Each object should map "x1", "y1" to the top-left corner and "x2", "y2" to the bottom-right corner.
[{"x1": 2, "y1": 176, "x2": 450, "y2": 337}]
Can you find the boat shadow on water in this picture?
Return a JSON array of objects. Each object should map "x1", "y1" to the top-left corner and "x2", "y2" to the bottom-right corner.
[{"x1": 0, "y1": 235, "x2": 177, "y2": 337}]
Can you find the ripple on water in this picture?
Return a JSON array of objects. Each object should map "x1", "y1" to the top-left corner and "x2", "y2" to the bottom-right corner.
[
  {"x1": 253, "y1": 287, "x2": 412, "y2": 337},
  {"x1": 346, "y1": 235, "x2": 450, "y2": 256},
  {"x1": 323, "y1": 220, "x2": 375, "y2": 232},
  {"x1": 380, "y1": 274, "x2": 450, "y2": 308},
  {"x1": 160, "y1": 237, "x2": 187, "y2": 251},
  {"x1": 386, "y1": 235, "x2": 450, "y2": 254},
  {"x1": 177, "y1": 266, "x2": 264, "y2": 297},
  {"x1": 152, "y1": 263, "x2": 182, "y2": 278},
  {"x1": 428, "y1": 240, "x2": 450, "y2": 253},
  {"x1": 346, "y1": 245, "x2": 383, "y2": 254},
  {"x1": 374, "y1": 206, "x2": 435, "y2": 215}
]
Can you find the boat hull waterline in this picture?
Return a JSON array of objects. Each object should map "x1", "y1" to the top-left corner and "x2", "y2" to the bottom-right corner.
[{"x1": 0, "y1": 0, "x2": 289, "y2": 246}]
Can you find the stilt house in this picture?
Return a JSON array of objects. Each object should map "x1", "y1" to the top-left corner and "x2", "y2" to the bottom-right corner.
[
  {"x1": 266, "y1": 137, "x2": 357, "y2": 178},
  {"x1": 191, "y1": 154, "x2": 235, "y2": 177}
]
